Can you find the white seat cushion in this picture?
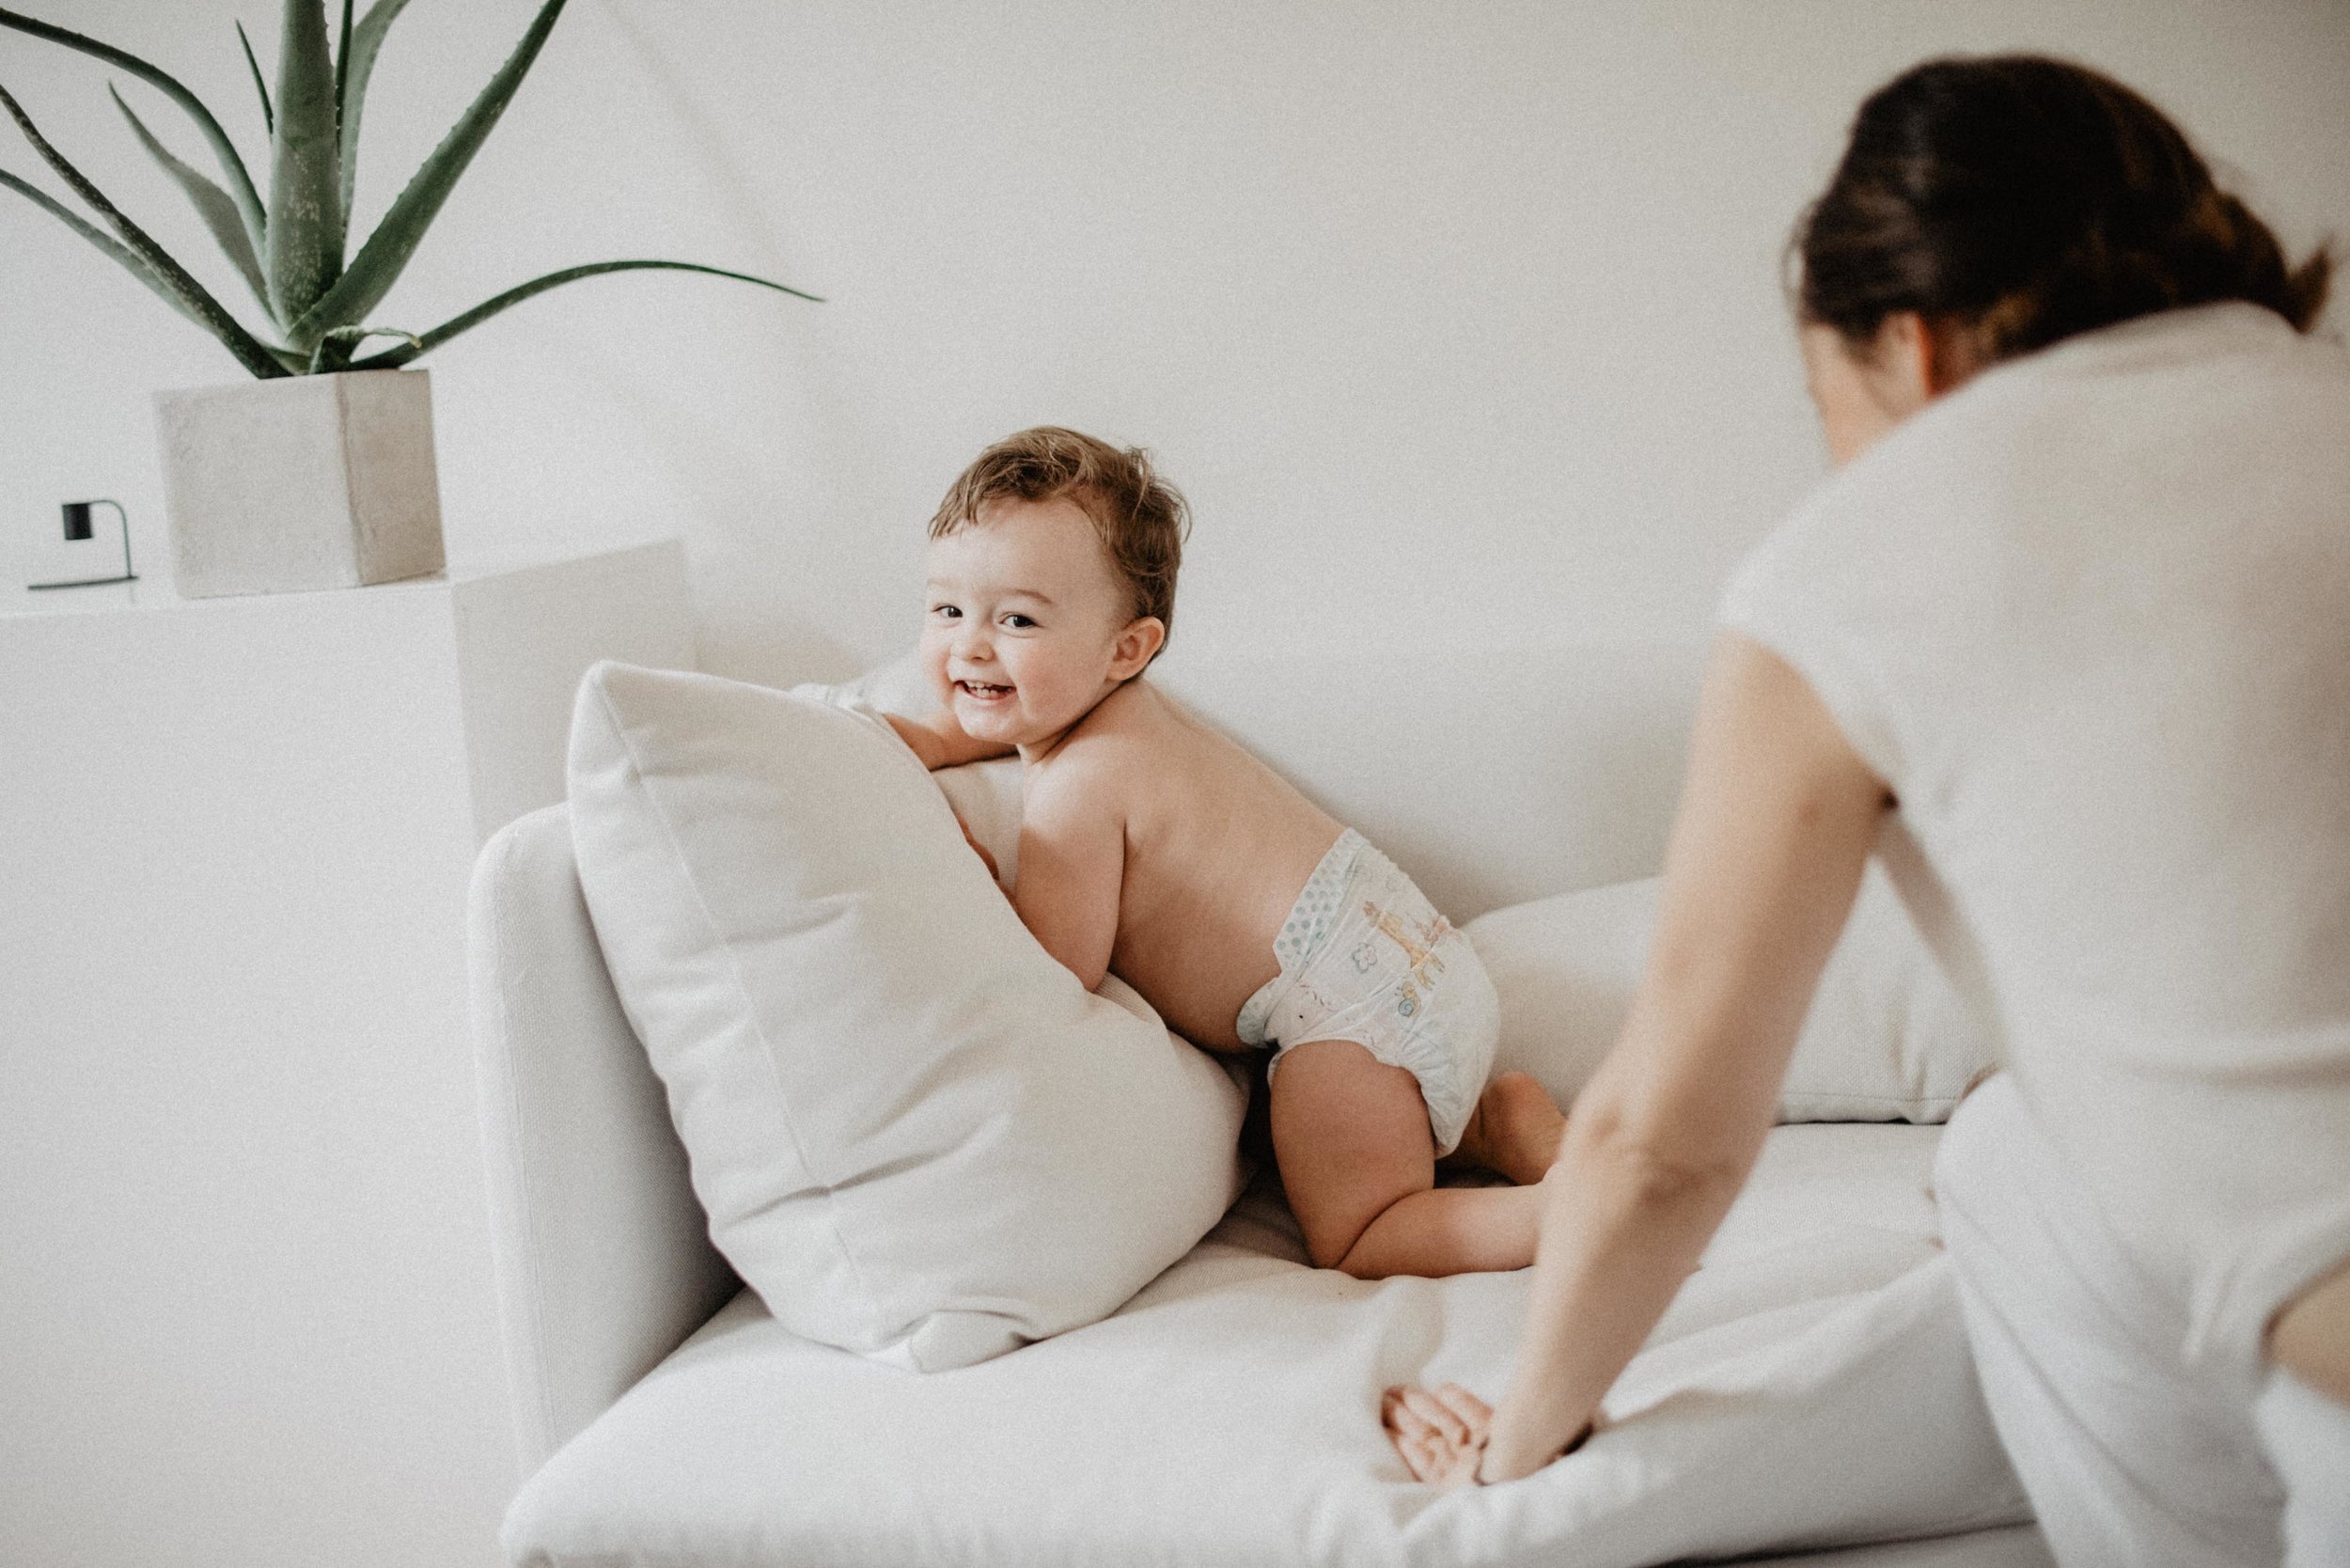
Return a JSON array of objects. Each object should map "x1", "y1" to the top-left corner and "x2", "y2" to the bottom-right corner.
[
  {"x1": 505, "y1": 1124, "x2": 2029, "y2": 1568},
  {"x1": 565, "y1": 662, "x2": 1246, "y2": 1372}
]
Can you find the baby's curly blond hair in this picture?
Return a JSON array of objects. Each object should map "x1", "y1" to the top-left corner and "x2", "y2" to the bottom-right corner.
[{"x1": 931, "y1": 426, "x2": 1190, "y2": 651}]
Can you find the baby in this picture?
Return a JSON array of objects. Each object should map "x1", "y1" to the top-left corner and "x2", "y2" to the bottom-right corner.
[{"x1": 889, "y1": 427, "x2": 1566, "y2": 1278}]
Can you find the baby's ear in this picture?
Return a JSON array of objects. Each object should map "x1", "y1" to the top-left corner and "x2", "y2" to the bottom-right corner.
[{"x1": 1112, "y1": 616, "x2": 1167, "y2": 678}]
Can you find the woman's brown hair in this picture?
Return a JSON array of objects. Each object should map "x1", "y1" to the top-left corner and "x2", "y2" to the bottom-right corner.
[{"x1": 1794, "y1": 55, "x2": 2332, "y2": 366}]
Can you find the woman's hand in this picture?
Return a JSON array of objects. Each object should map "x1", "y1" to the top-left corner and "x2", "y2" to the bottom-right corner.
[{"x1": 1382, "y1": 1382, "x2": 1492, "y2": 1488}]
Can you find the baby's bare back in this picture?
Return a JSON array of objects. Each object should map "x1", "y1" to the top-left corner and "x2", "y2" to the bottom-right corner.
[{"x1": 1038, "y1": 680, "x2": 1342, "y2": 1051}]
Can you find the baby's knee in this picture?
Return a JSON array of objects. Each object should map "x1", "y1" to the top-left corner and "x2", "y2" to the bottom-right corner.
[
  {"x1": 1308, "y1": 1197, "x2": 1423, "y2": 1277},
  {"x1": 1303, "y1": 1211, "x2": 1377, "y2": 1275}
]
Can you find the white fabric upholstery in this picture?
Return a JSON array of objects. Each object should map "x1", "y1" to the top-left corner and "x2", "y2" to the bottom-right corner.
[
  {"x1": 503, "y1": 1127, "x2": 2029, "y2": 1567},
  {"x1": 468, "y1": 804, "x2": 738, "y2": 1472},
  {"x1": 791, "y1": 661, "x2": 1024, "y2": 891},
  {"x1": 564, "y1": 663, "x2": 1246, "y2": 1371},
  {"x1": 931, "y1": 756, "x2": 1023, "y2": 889},
  {"x1": 1150, "y1": 638, "x2": 1708, "y2": 922},
  {"x1": 472, "y1": 637, "x2": 2049, "y2": 1563},
  {"x1": 1471, "y1": 860, "x2": 1995, "y2": 1123}
]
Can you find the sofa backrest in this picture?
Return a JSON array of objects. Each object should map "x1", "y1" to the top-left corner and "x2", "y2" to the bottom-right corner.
[
  {"x1": 467, "y1": 636, "x2": 1708, "y2": 1471},
  {"x1": 1152, "y1": 637, "x2": 1707, "y2": 921}
]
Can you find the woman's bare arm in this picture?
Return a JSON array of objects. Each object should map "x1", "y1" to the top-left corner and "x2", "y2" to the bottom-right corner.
[
  {"x1": 2271, "y1": 1265, "x2": 2350, "y2": 1405},
  {"x1": 1391, "y1": 632, "x2": 1891, "y2": 1483}
]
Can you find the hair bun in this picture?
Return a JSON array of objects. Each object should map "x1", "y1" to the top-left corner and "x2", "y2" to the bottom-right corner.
[{"x1": 1796, "y1": 55, "x2": 2333, "y2": 366}]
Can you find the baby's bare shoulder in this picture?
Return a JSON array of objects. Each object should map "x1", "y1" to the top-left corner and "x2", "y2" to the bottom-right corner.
[
  {"x1": 1024, "y1": 715, "x2": 1146, "y2": 822},
  {"x1": 1028, "y1": 683, "x2": 1200, "y2": 806}
]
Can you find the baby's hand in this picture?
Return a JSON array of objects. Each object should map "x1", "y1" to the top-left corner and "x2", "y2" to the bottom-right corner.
[
  {"x1": 885, "y1": 713, "x2": 950, "y2": 770},
  {"x1": 1382, "y1": 1382, "x2": 1492, "y2": 1489},
  {"x1": 884, "y1": 711, "x2": 1016, "y2": 772}
]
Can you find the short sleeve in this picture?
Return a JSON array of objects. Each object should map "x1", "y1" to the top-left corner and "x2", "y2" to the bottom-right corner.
[{"x1": 1717, "y1": 507, "x2": 1908, "y2": 790}]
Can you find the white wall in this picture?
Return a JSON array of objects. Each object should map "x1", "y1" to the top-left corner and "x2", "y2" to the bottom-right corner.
[
  {"x1": 0, "y1": 550, "x2": 694, "y2": 1568},
  {"x1": 5, "y1": 1, "x2": 2345, "y2": 687}
]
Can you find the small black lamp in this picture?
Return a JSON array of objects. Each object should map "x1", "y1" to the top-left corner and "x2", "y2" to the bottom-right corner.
[{"x1": 28, "y1": 498, "x2": 137, "y2": 589}]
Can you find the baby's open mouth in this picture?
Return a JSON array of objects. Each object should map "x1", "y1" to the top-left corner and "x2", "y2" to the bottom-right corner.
[{"x1": 958, "y1": 681, "x2": 1012, "y2": 701}]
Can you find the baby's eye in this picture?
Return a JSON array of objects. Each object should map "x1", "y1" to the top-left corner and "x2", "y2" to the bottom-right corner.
[
  {"x1": 1002, "y1": 613, "x2": 1037, "y2": 630},
  {"x1": 931, "y1": 603, "x2": 961, "y2": 620}
]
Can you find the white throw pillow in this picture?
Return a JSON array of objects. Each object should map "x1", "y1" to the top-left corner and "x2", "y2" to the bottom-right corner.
[
  {"x1": 1466, "y1": 862, "x2": 1994, "y2": 1123},
  {"x1": 801, "y1": 654, "x2": 1024, "y2": 890},
  {"x1": 929, "y1": 759, "x2": 1023, "y2": 891},
  {"x1": 566, "y1": 661, "x2": 1246, "y2": 1371}
]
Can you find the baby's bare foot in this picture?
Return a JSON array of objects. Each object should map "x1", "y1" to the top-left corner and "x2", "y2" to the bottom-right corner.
[{"x1": 1454, "y1": 1072, "x2": 1567, "y2": 1186}]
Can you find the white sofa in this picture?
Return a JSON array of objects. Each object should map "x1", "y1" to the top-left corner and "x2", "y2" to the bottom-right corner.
[{"x1": 468, "y1": 642, "x2": 2053, "y2": 1567}]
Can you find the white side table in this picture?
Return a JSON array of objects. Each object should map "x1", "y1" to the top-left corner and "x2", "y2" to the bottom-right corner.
[{"x1": 0, "y1": 542, "x2": 694, "y2": 1568}]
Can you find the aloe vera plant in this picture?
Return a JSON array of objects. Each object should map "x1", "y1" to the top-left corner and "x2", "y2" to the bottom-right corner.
[{"x1": 0, "y1": 0, "x2": 818, "y2": 378}]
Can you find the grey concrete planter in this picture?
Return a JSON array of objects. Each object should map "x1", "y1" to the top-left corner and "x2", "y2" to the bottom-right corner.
[{"x1": 154, "y1": 368, "x2": 446, "y2": 599}]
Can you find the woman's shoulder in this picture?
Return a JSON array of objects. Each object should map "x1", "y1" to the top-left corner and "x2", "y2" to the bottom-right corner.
[{"x1": 1737, "y1": 304, "x2": 2344, "y2": 603}]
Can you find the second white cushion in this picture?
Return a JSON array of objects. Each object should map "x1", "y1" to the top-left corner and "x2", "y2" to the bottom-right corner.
[{"x1": 1467, "y1": 862, "x2": 1994, "y2": 1123}]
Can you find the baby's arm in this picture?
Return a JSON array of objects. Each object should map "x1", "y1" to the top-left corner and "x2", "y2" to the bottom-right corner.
[
  {"x1": 1011, "y1": 761, "x2": 1126, "y2": 991},
  {"x1": 885, "y1": 710, "x2": 1015, "y2": 771}
]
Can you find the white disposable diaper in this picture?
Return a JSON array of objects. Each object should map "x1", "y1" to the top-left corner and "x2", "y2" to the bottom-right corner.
[{"x1": 1236, "y1": 829, "x2": 1497, "y2": 1152}]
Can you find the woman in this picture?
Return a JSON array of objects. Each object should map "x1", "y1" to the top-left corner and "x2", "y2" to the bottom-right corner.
[{"x1": 1384, "y1": 55, "x2": 2349, "y2": 1565}]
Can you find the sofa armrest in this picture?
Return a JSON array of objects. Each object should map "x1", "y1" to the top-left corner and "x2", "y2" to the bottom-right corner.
[{"x1": 468, "y1": 804, "x2": 739, "y2": 1474}]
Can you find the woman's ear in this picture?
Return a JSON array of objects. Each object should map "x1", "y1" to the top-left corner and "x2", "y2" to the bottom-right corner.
[
  {"x1": 1868, "y1": 313, "x2": 1938, "y2": 407},
  {"x1": 1110, "y1": 617, "x2": 1167, "y2": 680},
  {"x1": 1804, "y1": 310, "x2": 1986, "y2": 469}
]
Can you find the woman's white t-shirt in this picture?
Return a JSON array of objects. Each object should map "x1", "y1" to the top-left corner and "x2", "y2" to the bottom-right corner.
[{"x1": 1722, "y1": 302, "x2": 2350, "y2": 1372}]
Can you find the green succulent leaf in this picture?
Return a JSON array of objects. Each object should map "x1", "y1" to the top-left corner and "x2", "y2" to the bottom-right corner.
[
  {"x1": 1, "y1": 162, "x2": 208, "y2": 329},
  {"x1": 346, "y1": 258, "x2": 821, "y2": 368},
  {"x1": 0, "y1": 6, "x2": 265, "y2": 259},
  {"x1": 290, "y1": 0, "x2": 569, "y2": 349},
  {"x1": 236, "y1": 22, "x2": 274, "y2": 136},
  {"x1": 266, "y1": 0, "x2": 343, "y2": 333},
  {"x1": 109, "y1": 84, "x2": 273, "y2": 321},
  {"x1": 336, "y1": 0, "x2": 415, "y2": 219},
  {"x1": 306, "y1": 321, "x2": 417, "y2": 373},
  {"x1": 333, "y1": 0, "x2": 352, "y2": 122},
  {"x1": 0, "y1": 82, "x2": 289, "y2": 377}
]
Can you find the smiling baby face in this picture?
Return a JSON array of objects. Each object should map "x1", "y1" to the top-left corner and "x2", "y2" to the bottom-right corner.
[{"x1": 921, "y1": 494, "x2": 1162, "y2": 760}]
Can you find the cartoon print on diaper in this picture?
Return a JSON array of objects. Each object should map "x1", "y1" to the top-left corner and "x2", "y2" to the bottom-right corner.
[{"x1": 1362, "y1": 900, "x2": 1453, "y2": 1019}]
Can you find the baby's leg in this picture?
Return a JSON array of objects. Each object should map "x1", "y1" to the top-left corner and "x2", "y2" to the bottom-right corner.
[{"x1": 1271, "y1": 1040, "x2": 1543, "y2": 1278}]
